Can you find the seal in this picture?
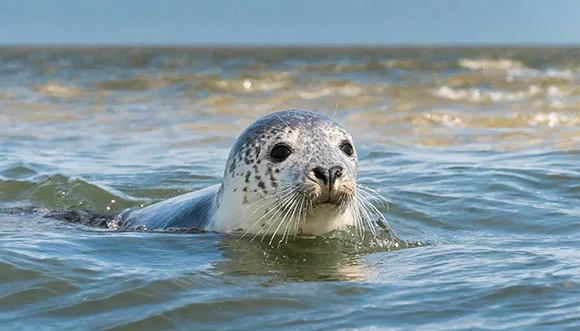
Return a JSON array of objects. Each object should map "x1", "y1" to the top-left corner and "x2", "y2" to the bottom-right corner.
[{"x1": 48, "y1": 109, "x2": 388, "y2": 242}]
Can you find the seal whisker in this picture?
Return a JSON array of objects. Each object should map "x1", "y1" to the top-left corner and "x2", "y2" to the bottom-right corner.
[
  {"x1": 283, "y1": 192, "x2": 302, "y2": 241},
  {"x1": 292, "y1": 195, "x2": 302, "y2": 239},
  {"x1": 352, "y1": 197, "x2": 365, "y2": 238},
  {"x1": 273, "y1": 113, "x2": 293, "y2": 134},
  {"x1": 357, "y1": 185, "x2": 391, "y2": 211},
  {"x1": 241, "y1": 188, "x2": 297, "y2": 240},
  {"x1": 295, "y1": 195, "x2": 307, "y2": 239},
  {"x1": 293, "y1": 196, "x2": 305, "y2": 240},
  {"x1": 269, "y1": 192, "x2": 300, "y2": 246},
  {"x1": 268, "y1": 199, "x2": 291, "y2": 245},
  {"x1": 281, "y1": 192, "x2": 302, "y2": 244},
  {"x1": 244, "y1": 198, "x2": 292, "y2": 240},
  {"x1": 246, "y1": 186, "x2": 292, "y2": 203},
  {"x1": 255, "y1": 204, "x2": 288, "y2": 242},
  {"x1": 257, "y1": 190, "x2": 299, "y2": 242},
  {"x1": 356, "y1": 187, "x2": 391, "y2": 230},
  {"x1": 347, "y1": 197, "x2": 360, "y2": 237},
  {"x1": 279, "y1": 201, "x2": 294, "y2": 245},
  {"x1": 363, "y1": 200, "x2": 391, "y2": 231},
  {"x1": 262, "y1": 195, "x2": 294, "y2": 244},
  {"x1": 356, "y1": 194, "x2": 380, "y2": 235},
  {"x1": 360, "y1": 195, "x2": 378, "y2": 229},
  {"x1": 355, "y1": 186, "x2": 395, "y2": 235},
  {"x1": 245, "y1": 186, "x2": 292, "y2": 205},
  {"x1": 246, "y1": 187, "x2": 294, "y2": 218},
  {"x1": 355, "y1": 194, "x2": 373, "y2": 231}
]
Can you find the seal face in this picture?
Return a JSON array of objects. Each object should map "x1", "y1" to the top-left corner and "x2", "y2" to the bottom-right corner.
[
  {"x1": 213, "y1": 109, "x2": 359, "y2": 237},
  {"x1": 116, "y1": 109, "x2": 384, "y2": 242}
]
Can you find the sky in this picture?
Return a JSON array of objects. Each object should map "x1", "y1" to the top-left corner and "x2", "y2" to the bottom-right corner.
[{"x1": 1, "y1": 0, "x2": 579, "y2": 45}]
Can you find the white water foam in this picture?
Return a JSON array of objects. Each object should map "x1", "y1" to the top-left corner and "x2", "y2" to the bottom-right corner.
[
  {"x1": 458, "y1": 58, "x2": 526, "y2": 71},
  {"x1": 432, "y1": 85, "x2": 541, "y2": 102}
]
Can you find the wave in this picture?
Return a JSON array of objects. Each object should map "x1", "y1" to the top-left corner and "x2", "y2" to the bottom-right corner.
[
  {"x1": 296, "y1": 84, "x2": 363, "y2": 100},
  {"x1": 507, "y1": 68, "x2": 579, "y2": 81},
  {"x1": 422, "y1": 110, "x2": 580, "y2": 128},
  {"x1": 458, "y1": 58, "x2": 526, "y2": 71},
  {"x1": 34, "y1": 83, "x2": 83, "y2": 97},
  {"x1": 431, "y1": 85, "x2": 542, "y2": 102},
  {"x1": 530, "y1": 112, "x2": 580, "y2": 127},
  {"x1": 0, "y1": 174, "x2": 137, "y2": 212}
]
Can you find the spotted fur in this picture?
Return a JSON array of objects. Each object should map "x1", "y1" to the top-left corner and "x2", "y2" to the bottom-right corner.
[{"x1": 210, "y1": 109, "x2": 359, "y2": 235}]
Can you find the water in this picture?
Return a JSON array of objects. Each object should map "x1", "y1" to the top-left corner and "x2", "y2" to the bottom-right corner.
[{"x1": 1, "y1": 46, "x2": 579, "y2": 330}]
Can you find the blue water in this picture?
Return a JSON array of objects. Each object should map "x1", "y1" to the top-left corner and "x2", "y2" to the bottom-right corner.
[{"x1": 1, "y1": 47, "x2": 579, "y2": 330}]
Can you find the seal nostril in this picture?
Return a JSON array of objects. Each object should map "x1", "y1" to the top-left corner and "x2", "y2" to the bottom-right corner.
[
  {"x1": 328, "y1": 166, "x2": 343, "y2": 187},
  {"x1": 312, "y1": 166, "x2": 328, "y2": 184}
]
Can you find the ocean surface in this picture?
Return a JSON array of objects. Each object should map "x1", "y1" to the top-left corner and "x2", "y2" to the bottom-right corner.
[{"x1": 1, "y1": 46, "x2": 579, "y2": 330}]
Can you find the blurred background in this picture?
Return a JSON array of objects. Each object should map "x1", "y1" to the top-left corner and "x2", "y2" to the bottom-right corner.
[{"x1": 2, "y1": 0, "x2": 580, "y2": 153}]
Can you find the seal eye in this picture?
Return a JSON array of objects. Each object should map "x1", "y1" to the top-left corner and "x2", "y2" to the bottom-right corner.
[
  {"x1": 270, "y1": 144, "x2": 292, "y2": 162},
  {"x1": 339, "y1": 142, "x2": 354, "y2": 157}
]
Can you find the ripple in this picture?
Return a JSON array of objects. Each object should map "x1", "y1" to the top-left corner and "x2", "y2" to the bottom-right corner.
[
  {"x1": 108, "y1": 297, "x2": 312, "y2": 330},
  {"x1": 0, "y1": 163, "x2": 39, "y2": 179},
  {"x1": 0, "y1": 174, "x2": 137, "y2": 212},
  {"x1": 96, "y1": 73, "x2": 192, "y2": 91}
]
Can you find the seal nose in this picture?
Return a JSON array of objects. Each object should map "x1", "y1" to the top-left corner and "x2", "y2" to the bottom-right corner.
[{"x1": 311, "y1": 165, "x2": 343, "y2": 188}]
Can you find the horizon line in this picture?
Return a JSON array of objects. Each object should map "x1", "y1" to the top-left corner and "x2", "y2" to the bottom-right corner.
[{"x1": 1, "y1": 42, "x2": 580, "y2": 48}]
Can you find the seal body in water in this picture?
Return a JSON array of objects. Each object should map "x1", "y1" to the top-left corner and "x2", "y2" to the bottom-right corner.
[{"x1": 50, "y1": 109, "x2": 387, "y2": 240}]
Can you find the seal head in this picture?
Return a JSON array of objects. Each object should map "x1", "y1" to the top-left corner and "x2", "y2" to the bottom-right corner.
[{"x1": 210, "y1": 109, "x2": 361, "y2": 239}]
